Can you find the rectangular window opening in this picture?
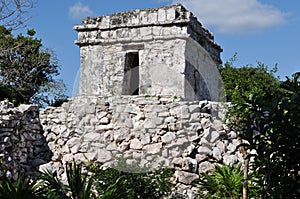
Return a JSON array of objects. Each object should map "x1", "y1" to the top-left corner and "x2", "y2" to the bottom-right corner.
[{"x1": 122, "y1": 52, "x2": 139, "y2": 95}]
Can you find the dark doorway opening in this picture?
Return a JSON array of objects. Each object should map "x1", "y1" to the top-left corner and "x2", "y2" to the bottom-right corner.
[{"x1": 122, "y1": 52, "x2": 139, "y2": 95}]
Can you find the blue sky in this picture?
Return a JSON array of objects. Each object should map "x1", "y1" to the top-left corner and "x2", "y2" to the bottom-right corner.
[{"x1": 21, "y1": 0, "x2": 300, "y2": 96}]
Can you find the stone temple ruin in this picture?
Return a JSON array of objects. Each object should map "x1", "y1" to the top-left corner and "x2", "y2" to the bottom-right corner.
[
  {"x1": 74, "y1": 4, "x2": 223, "y2": 101},
  {"x1": 0, "y1": 5, "x2": 245, "y2": 198}
]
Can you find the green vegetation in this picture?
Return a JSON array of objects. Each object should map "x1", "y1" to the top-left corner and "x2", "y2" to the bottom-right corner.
[
  {"x1": 0, "y1": 175, "x2": 44, "y2": 199},
  {"x1": 0, "y1": 25, "x2": 67, "y2": 107},
  {"x1": 219, "y1": 54, "x2": 280, "y2": 103},
  {"x1": 88, "y1": 164, "x2": 173, "y2": 199},
  {"x1": 194, "y1": 164, "x2": 261, "y2": 199},
  {"x1": 220, "y1": 55, "x2": 300, "y2": 198},
  {"x1": 0, "y1": 161, "x2": 174, "y2": 199}
]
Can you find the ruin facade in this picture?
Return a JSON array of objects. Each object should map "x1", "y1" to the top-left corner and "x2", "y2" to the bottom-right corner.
[{"x1": 74, "y1": 4, "x2": 223, "y2": 101}]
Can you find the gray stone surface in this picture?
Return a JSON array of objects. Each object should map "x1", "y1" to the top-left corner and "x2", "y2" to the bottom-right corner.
[
  {"x1": 0, "y1": 101, "x2": 51, "y2": 180},
  {"x1": 0, "y1": 97, "x2": 247, "y2": 198},
  {"x1": 74, "y1": 4, "x2": 222, "y2": 101}
]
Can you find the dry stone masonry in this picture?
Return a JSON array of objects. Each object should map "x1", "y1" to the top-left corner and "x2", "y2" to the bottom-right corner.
[
  {"x1": 74, "y1": 4, "x2": 223, "y2": 101},
  {"x1": 0, "y1": 101, "x2": 51, "y2": 180},
  {"x1": 39, "y1": 96, "x2": 243, "y2": 196},
  {"x1": 0, "y1": 4, "x2": 242, "y2": 198}
]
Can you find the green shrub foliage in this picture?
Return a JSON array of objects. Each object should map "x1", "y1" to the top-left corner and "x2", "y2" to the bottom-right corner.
[
  {"x1": 221, "y1": 56, "x2": 300, "y2": 198},
  {"x1": 194, "y1": 164, "x2": 260, "y2": 199},
  {"x1": 87, "y1": 162, "x2": 174, "y2": 199},
  {"x1": 0, "y1": 26, "x2": 67, "y2": 106}
]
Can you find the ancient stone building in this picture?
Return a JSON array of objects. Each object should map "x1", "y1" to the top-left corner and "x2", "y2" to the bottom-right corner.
[
  {"x1": 74, "y1": 4, "x2": 223, "y2": 101},
  {"x1": 0, "y1": 5, "x2": 239, "y2": 198}
]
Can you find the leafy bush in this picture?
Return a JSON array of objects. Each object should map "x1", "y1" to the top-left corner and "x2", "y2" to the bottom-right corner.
[
  {"x1": 194, "y1": 164, "x2": 260, "y2": 199},
  {"x1": 220, "y1": 55, "x2": 280, "y2": 103},
  {"x1": 0, "y1": 175, "x2": 45, "y2": 199},
  {"x1": 222, "y1": 56, "x2": 300, "y2": 198},
  {"x1": 0, "y1": 25, "x2": 67, "y2": 107},
  {"x1": 87, "y1": 162, "x2": 174, "y2": 199},
  {"x1": 1, "y1": 160, "x2": 174, "y2": 199},
  {"x1": 37, "y1": 161, "x2": 95, "y2": 199}
]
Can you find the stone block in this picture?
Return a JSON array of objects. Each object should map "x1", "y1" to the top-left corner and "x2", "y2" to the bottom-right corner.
[
  {"x1": 182, "y1": 157, "x2": 198, "y2": 173},
  {"x1": 83, "y1": 132, "x2": 101, "y2": 142},
  {"x1": 165, "y1": 116, "x2": 176, "y2": 123},
  {"x1": 203, "y1": 127, "x2": 220, "y2": 143},
  {"x1": 131, "y1": 13, "x2": 140, "y2": 24},
  {"x1": 152, "y1": 26, "x2": 162, "y2": 36},
  {"x1": 228, "y1": 131, "x2": 238, "y2": 139},
  {"x1": 227, "y1": 143, "x2": 236, "y2": 153},
  {"x1": 197, "y1": 146, "x2": 212, "y2": 156},
  {"x1": 66, "y1": 137, "x2": 81, "y2": 148},
  {"x1": 198, "y1": 161, "x2": 215, "y2": 173},
  {"x1": 157, "y1": 9, "x2": 166, "y2": 22},
  {"x1": 118, "y1": 141, "x2": 130, "y2": 151},
  {"x1": 166, "y1": 7, "x2": 176, "y2": 21},
  {"x1": 175, "y1": 170, "x2": 199, "y2": 185},
  {"x1": 144, "y1": 143, "x2": 162, "y2": 154},
  {"x1": 216, "y1": 140, "x2": 226, "y2": 154},
  {"x1": 140, "y1": 11, "x2": 148, "y2": 23},
  {"x1": 106, "y1": 142, "x2": 117, "y2": 151},
  {"x1": 171, "y1": 157, "x2": 183, "y2": 166},
  {"x1": 99, "y1": 117, "x2": 110, "y2": 124},
  {"x1": 223, "y1": 154, "x2": 238, "y2": 166},
  {"x1": 195, "y1": 154, "x2": 207, "y2": 163},
  {"x1": 97, "y1": 149, "x2": 112, "y2": 163},
  {"x1": 100, "y1": 16, "x2": 110, "y2": 29},
  {"x1": 39, "y1": 162, "x2": 55, "y2": 173},
  {"x1": 143, "y1": 118, "x2": 156, "y2": 129},
  {"x1": 148, "y1": 12, "x2": 157, "y2": 23},
  {"x1": 189, "y1": 112, "x2": 200, "y2": 122},
  {"x1": 212, "y1": 147, "x2": 222, "y2": 161},
  {"x1": 130, "y1": 138, "x2": 143, "y2": 150},
  {"x1": 161, "y1": 132, "x2": 176, "y2": 144},
  {"x1": 180, "y1": 105, "x2": 190, "y2": 119},
  {"x1": 124, "y1": 104, "x2": 141, "y2": 114},
  {"x1": 141, "y1": 134, "x2": 151, "y2": 145},
  {"x1": 79, "y1": 142, "x2": 91, "y2": 152},
  {"x1": 70, "y1": 145, "x2": 80, "y2": 154}
]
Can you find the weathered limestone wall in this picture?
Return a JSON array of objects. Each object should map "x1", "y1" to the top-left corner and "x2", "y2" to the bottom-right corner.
[
  {"x1": 39, "y1": 96, "x2": 243, "y2": 196},
  {"x1": 78, "y1": 39, "x2": 187, "y2": 97},
  {"x1": 184, "y1": 38, "x2": 223, "y2": 101},
  {"x1": 0, "y1": 101, "x2": 51, "y2": 180},
  {"x1": 0, "y1": 97, "x2": 244, "y2": 196},
  {"x1": 74, "y1": 4, "x2": 221, "y2": 63},
  {"x1": 74, "y1": 5, "x2": 223, "y2": 101}
]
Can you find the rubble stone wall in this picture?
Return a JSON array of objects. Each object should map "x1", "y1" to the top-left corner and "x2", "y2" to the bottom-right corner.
[
  {"x1": 0, "y1": 96, "x2": 244, "y2": 196},
  {"x1": 0, "y1": 101, "x2": 51, "y2": 180},
  {"x1": 39, "y1": 96, "x2": 243, "y2": 196}
]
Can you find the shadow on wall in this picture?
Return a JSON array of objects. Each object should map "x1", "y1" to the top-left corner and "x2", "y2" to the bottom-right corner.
[
  {"x1": 184, "y1": 61, "x2": 211, "y2": 101},
  {"x1": 0, "y1": 101, "x2": 52, "y2": 181}
]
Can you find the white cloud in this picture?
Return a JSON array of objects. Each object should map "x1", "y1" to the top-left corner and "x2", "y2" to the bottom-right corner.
[
  {"x1": 69, "y1": 2, "x2": 94, "y2": 20},
  {"x1": 173, "y1": 0, "x2": 287, "y2": 33}
]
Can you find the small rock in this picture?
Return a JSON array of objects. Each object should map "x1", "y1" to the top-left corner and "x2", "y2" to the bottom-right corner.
[
  {"x1": 182, "y1": 157, "x2": 198, "y2": 172},
  {"x1": 161, "y1": 132, "x2": 176, "y2": 143},
  {"x1": 144, "y1": 143, "x2": 162, "y2": 154},
  {"x1": 175, "y1": 170, "x2": 199, "y2": 185},
  {"x1": 212, "y1": 147, "x2": 222, "y2": 161},
  {"x1": 99, "y1": 117, "x2": 109, "y2": 124},
  {"x1": 198, "y1": 161, "x2": 214, "y2": 173},
  {"x1": 223, "y1": 154, "x2": 238, "y2": 166},
  {"x1": 83, "y1": 132, "x2": 101, "y2": 142},
  {"x1": 130, "y1": 138, "x2": 143, "y2": 150},
  {"x1": 197, "y1": 146, "x2": 212, "y2": 156}
]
